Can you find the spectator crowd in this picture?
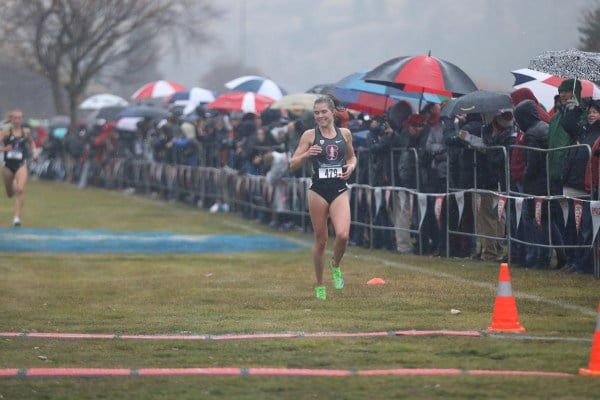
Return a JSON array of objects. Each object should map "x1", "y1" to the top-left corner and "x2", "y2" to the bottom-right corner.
[{"x1": 8, "y1": 79, "x2": 600, "y2": 277}]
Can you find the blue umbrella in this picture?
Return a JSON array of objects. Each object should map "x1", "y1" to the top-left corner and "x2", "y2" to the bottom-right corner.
[{"x1": 329, "y1": 70, "x2": 443, "y2": 115}]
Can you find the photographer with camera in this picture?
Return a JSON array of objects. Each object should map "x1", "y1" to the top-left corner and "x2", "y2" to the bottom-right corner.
[
  {"x1": 366, "y1": 116, "x2": 394, "y2": 186},
  {"x1": 364, "y1": 115, "x2": 396, "y2": 250},
  {"x1": 559, "y1": 98, "x2": 599, "y2": 274},
  {"x1": 422, "y1": 103, "x2": 446, "y2": 256}
]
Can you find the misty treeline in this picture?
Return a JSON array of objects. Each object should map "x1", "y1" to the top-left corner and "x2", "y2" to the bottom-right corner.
[
  {"x1": 0, "y1": 0, "x2": 220, "y2": 121},
  {"x1": 1, "y1": 1, "x2": 600, "y2": 121},
  {"x1": 579, "y1": 2, "x2": 600, "y2": 53}
]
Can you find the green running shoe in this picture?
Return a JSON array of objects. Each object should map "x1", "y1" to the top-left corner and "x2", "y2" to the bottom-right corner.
[
  {"x1": 329, "y1": 260, "x2": 344, "y2": 290},
  {"x1": 315, "y1": 286, "x2": 326, "y2": 300}
]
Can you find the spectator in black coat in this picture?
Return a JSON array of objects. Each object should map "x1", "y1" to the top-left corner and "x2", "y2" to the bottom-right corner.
[{"x1": 514, "y1": 99, "x2": 550, "y2": 269}]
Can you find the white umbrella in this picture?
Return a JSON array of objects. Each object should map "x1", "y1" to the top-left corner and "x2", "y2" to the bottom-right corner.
[
  {"x1": 168, "y1": 87, "x2": 216, "y2": 104},
  {"x1": 512, "y1": 68, "x2": 600, "y2": 111},
  {"x1": 225, "y1": 75, "x2": 287, "y2": 100},
  {"x1": 168, "y1": 87, "x2": 217, "y2": 115},
  {"x1": 79, "y1": 94, "x2": 129, "y2": 110},
  {"x1": 131, "y1": 80, "x2": 187, "y2": 100},
  {"x1": 116, "y1": 117, "x2": 143, "y2": 132},
  {"x1": 206, "y1": 92, "x2": 275, "y2": 114}
]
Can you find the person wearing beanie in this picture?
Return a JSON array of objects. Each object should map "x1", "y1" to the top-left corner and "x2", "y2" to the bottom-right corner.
[
  {"x1": 557, "y1": 78, "x2": 583, "y2": 100},
  {"x1": 443, "y1": 112, "x2": 483, "y2": 258},
  {"x1": 510, "y1": 88, "x2": 550, "y2": 266},
  {"x1": 545, "y1": 78, "x2": 585, "y2": 269},
  {"x1": 514, "y1": 99, "x2": 553, "y2": 269}
]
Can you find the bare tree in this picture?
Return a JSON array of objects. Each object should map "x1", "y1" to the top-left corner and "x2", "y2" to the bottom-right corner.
[{"x1": 0, "y1": 0, "x2": 221, "y2": 122}]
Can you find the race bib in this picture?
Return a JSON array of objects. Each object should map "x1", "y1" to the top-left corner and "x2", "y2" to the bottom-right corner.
[
  {"x1": 318, "y1": 166, "x2": 343, "y2": 179},
  {"x1": 6, "y1": 150, "x2": 23, "y2": 160}
]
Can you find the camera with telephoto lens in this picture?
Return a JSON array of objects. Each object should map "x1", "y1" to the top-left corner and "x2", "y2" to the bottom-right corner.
[{"x1": 374, "y1": 117, "x2": 389, "y2": 136}]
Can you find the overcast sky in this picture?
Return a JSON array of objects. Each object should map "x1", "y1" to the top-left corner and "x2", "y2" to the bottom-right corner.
[{"x1": 161, "y1": 0, "x2": 596, "y2": 94}]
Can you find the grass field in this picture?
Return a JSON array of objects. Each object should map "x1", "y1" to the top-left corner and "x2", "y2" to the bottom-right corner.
[{"x1": 1, "y1": 179, "x2": 600, "y2": 399}]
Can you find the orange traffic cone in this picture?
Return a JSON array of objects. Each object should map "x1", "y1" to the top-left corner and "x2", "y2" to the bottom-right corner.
[
  {"x1": 487, "y1": 263, "x2": 526, "y2": 332},
  {"x1": 580, "y1": 302, "x2": 600, "y2": 376}
]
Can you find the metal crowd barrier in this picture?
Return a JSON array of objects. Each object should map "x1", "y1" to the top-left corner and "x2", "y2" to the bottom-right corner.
[{"x1": 33, "y1": 140, "x2": 600, "y2": 279}]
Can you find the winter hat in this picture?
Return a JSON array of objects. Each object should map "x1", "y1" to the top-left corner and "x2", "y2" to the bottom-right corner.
[
  {"x1": 557, "y1": 78, "x2": 582, "y2": 98},
  {"x1": 588, "y1": 99, "x2": 600, "y2": 113}
]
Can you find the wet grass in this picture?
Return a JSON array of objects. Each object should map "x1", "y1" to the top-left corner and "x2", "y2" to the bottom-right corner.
[{"x1": 0, "y1": 179, "x2": 599, "y2": 399}]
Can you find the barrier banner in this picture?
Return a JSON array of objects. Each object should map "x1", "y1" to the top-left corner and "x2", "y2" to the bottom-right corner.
[
  {"x1": 418, "y1": 193, "x2": 428, "y2": 230},
  {"x1": 454, "y1": 191, "x2": 464, "y2": 225},
  {"x1": 385, "y1": 189, "x2": 392, "y2": 211},
  {"x1": 515, "y1": 197, "x2": 524, "y2": 230},
  {"x1": 535, "y1": 197, "x2": 543, "y2": 229},
  {"x1": 574, "y1": 199, "x2": 583, "y2": 236},
  {"x1": 374, "y1": 187, "x2": 382, "y2": 212},
  {"x1": 591, "y1": 201, "x2": 600, "y2": 242},
  {"x1": 399, "y1": 190, "x2": 406, "y2": 212},
  {"x1": 559, "y1": 198, "x2": 569, "y2": 228},
  {"x1": 497, "y1": 195, "x2": 507, "y2": 221},
  {"x1": 434, "y1": 195, "x2": 444, "y2": 229}
]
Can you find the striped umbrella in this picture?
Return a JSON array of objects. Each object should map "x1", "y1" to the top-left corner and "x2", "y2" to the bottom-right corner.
[
  {"x1": 225, "y1": 76, "x2": 287, "y2": 100},
  {"x1": 131, "y1": 80, "x2": 187, "y2": 100},
  {"x1": 512, "y1": 68, "x2": 600, "y2": 111},
  {"x1": 206, "y1": 92, "x2": 275, "y2": 114}
]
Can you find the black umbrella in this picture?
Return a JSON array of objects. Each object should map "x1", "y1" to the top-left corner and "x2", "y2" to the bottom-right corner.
[
  {"x1": 363, "y1": 53, "x2": 478, "y2": 97},
  {"x1": 117, "y1": 105, "x2": 169, "y2": 120},
  {"x1": 441, "y1": 90, "x2": 512, "y2": 118},
  {"x1": 528, "y1": 48, "x2": 600, "y2": 82}
]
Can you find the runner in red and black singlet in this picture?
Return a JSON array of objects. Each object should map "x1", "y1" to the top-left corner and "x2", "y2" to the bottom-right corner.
[{"x1": 0, "y1": 110, "x2": 37, "y2": 227}]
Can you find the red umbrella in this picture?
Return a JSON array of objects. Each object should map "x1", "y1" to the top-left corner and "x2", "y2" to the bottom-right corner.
[
  {"x1": 131, "y1": 80, "x2": 187, "y2": 100},
  {"x1": 206, "y1": 92, "x2": 275, "y2": 114},
  {"x1": 363, "y1": 54, "x2": 478, "y2": 98}
]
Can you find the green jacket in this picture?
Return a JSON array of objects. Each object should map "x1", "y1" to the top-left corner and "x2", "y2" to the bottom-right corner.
[{"x1": 548, "y1": 108, "x2": 588, "y2": 182}]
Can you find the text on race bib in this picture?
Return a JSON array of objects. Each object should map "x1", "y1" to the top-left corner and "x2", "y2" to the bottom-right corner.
[
  {"x1": 318, "y1": 166, "x2": 343, "y2": 179},
  {"x1": 6, "y1": 150, "x2": 23, "y2": 160}
]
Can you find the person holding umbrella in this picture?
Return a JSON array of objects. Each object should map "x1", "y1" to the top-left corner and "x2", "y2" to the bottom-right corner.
[
  {"x1": 0, "y1": 110, "x2": 37, "y2": 227},
  {"x1": 559, "y1": 99, "x2": 600, "y2": 274},
  {"x1": 289, "y1": 96, "x2": 357, "y2": 300},
  {"x1": 546, "y1": 79, "x2": 582, "y2": 268}
]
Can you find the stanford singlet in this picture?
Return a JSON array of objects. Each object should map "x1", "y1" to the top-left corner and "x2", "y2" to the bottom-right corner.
[{"x1": 310, "y1": 126, "x2": 347, "y2": 183}]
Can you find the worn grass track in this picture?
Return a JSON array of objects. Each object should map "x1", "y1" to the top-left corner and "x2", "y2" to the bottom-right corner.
[{"x1": 0, "y1": 179, "x2": 599, "y2": 399}]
